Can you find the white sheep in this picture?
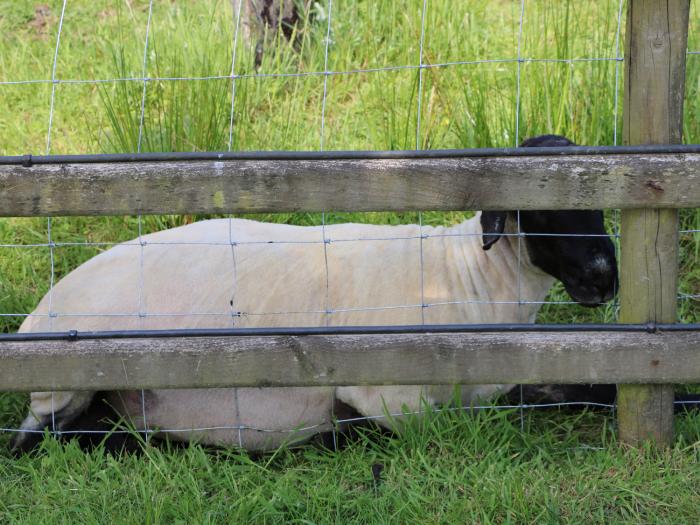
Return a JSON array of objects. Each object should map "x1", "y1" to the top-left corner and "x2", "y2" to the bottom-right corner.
[{"x1": 12, "y1": 135, "x2": 618, "y2": 452}]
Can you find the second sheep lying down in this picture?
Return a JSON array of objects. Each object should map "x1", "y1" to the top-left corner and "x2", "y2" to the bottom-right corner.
[{"x1": 12, "y1": 135, "x2": 619, "y2": 452}]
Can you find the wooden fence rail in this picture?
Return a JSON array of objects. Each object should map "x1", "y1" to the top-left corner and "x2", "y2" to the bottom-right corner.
[
  {"x1": 2, "y1": 330, "x2": 700, "y2": 391},
  {"x1": 1, "y1": 152, "x2": 700, "y2": 215}
]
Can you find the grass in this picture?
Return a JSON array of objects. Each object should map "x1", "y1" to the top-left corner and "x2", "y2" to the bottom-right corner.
[
  {"x1": 2, "y1": 0, "x2": 700, "y2": 522},
  {"x1": 3, "y1": 409, "x2": 700, "y2": 523}
]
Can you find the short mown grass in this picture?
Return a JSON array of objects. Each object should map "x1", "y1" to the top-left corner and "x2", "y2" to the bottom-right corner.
[{"x1": 3, "y1": 0, "x2": 700, "y2": 522}]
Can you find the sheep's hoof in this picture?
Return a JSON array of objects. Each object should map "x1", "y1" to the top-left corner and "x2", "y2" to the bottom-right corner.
[
  {"x1": 10, "y1": 399, "x2": 83, "y2": 454},
  {"x1": 10, "y1": 418, "x2": 52, "y2": 455},
  {"x1": 10, "y1": 395, "x2": 146, "y2": 455}
]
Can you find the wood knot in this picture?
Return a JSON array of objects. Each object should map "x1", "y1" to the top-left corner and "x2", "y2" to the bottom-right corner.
[
  {"x1": 651, "y1": 359, "x2": 660, "y2": 367},
  {"x1": 645, "y1": 180, "x2": 664, "y2": 192}
]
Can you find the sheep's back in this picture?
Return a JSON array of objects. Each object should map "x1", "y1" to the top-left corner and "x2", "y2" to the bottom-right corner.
[{"x1": 20, "y1": 218, "x2": 455, "y2": 332}]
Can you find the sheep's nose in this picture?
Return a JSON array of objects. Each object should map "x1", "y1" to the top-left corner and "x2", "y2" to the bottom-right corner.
[
  {"x1": 599, "y1": 282, "x2": 617, "y2": 303},
  {"x1": 588, "y1": 254, "x2": 613, "y2": 277},
  {"x1": 593, "y1": 263, "x2": 618, "y2": 303}
]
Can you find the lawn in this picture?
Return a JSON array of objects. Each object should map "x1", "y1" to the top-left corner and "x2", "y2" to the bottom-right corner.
[{"x1": 2, "y1": 0, "x2": 700, "y2": 522}]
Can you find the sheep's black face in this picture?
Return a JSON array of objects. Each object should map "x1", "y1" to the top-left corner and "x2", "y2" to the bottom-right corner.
[
  {"x1": 481, "y1": 209, "x2": 618, "y2": 307},
  {"x1": 519, "y1": 209, "x2": 618, "y2": 307},
  {"x1": 480, "y1": 133, "x2": 618, "y2": 307}
]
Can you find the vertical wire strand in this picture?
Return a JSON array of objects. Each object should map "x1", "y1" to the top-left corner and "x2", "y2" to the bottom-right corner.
[
  {"x1": 137, "y1": 0, "x2": 155, "y2": 153},
  {"x1": 227, "y1": 221, "x2": 239, "y2": 328},
  {"x1": 47, "y1": 216, "x2": 58, "y2": 431},
  {"x1": 136, "y1": 219, "x2": 146, "y2": 321},
  {"x1": 50, "y1": 392, "x2": 56, "y2": 434},
  {"x1": 136, "y1": 0, "x2": 155, "y2": 440},
  {"x1": 416, "y1": 0, "x2": 429, "y2": 150},
  {"x1": 516, "y1": 209, "x2": 525, "y2": 431},
  {"x1": 613, "y1": 0, "x2": 623, "y2": 304},
  {"x1": 416, "y1": 0, "x2": 429, "y2": 325},
  {"x1": 227, "y1": 0, "x2": 245, "y2": 151},
  {"x1": 318, "y1": 0, "x2": 336, "y2": 450},
  {"x1": 515, "y1": 0, "x2": 525, "y2": 431},
  {"x1": 45, "y1": 0, "x2": 67, "y2": 323},
  {"x1": 319, "y1": 0, "x2": 334, "y2": 150},
  {"x1": 516, "y1": 210, "x2": 523, "y2": 306},
  {"x1": 515, "y1": 0, "x2": 525, "y2": 146},
  {"x1": 45, "y1": 0, "x2": 67, "y2": 434},
  {"x1": 419, "y1": 212, "x2": 426, "y2": 325},
  {"x1": 48, "y1": 216, "x2": 57, "y2": 433},
  {"x1": 322, "y1": 213, "x2": 331, "y2": 327},
  {"x1": 137, "y1": 216, "x2": 149, "y2": 439},
  {"x1": 611, "y1": 0, "x2": 624, "y2": 335},
  {"x1": 321, "y1": 214, "x2": 334, "y2": 449},
  {"x1": 227, "y1": 0, "x2": 245, "y2": 447},
  {"x1": 234, "y1": 386, "x2": 243, "y2": 450},
  {"x1": 321, "y1": 211, "x2": 336, "y2": 450},
  {"x1": 229, "y1": 217, "x2": 243, "y2": 447},
  {"x1": 612, "y1": 0, "x2": 624, "y2": 148},
  {"x1": 46, "y1": 219, "x2": 57, "y2": 328},
  {"x1": 319, "y1": 0, "x2": 334, "y2": 327},
  {"x1": 319, "y1": 0, "x2": 333, "y2": 327},
  {"x1": 45, "y1": 0, "x2": 68, "y2": 156},
  {"x1": 611, "y1": 0, "x2": 625, "y2": 425}
]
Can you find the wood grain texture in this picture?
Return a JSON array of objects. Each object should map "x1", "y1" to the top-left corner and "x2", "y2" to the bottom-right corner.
[
  {"x1": 2, "y1": 153, "x2": 700, "y2": 216},
  {"x1": 2, "y1": 331, "x2": 700, "y2": 391},
  {"x1": 623, "y1": 0, "x2": 689, "y2": 145},
  {"x1": 620, "y1": 210, "x2": 679, "y2": 324},
  {"x1": 618, "y1": 0, "x2": 689, "y2": 446}
]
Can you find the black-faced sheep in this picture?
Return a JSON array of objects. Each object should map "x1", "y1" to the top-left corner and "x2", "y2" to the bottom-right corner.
[{"x1": 12, "y1": 135, "x2": 619, "y2": 452}]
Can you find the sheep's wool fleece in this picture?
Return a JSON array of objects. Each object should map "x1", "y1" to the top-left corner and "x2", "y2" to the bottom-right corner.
[{"x1": 22, "y1": 215, "x2": 554, "y2": 450}]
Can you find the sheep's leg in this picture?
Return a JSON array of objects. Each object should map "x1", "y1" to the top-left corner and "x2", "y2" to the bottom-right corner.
[
  {"x1": 505, "y1": 384, "x2": 618, "y2": 407},
  {"x1": 11, "y1": 391, "x2": 94, "y2": 453},
  {"x1": 508, "y1": 385, "x2": 700, "y2": 415},
  {"x1": 335, "y1": 386, "x2": 435, "y2": 430},
  {"x1": 335, "y1": 385, "x2": 512, "y2": 430}
]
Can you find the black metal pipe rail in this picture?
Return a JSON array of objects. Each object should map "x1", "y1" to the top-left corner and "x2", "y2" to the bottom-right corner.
[
  {"x1": 2, "y1": 322, "x2": 699, "y2": 343},
  {"x1": 2, "y1": 143, "x2": 700, "y2": 166}
]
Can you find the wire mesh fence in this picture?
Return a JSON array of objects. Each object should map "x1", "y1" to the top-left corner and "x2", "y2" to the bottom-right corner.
[{"x1": 1, "y1": 0, "x2": 699, "y2": 451}]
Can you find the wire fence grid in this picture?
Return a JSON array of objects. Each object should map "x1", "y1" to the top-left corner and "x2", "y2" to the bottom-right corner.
[{"x1": 1, "y1": 0, "x2": 699, "y2": 450}]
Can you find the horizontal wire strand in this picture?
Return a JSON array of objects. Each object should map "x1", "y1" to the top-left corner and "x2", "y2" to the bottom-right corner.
[{"x1": 0, "y1": 56, "x2": 624, "y2": 86}]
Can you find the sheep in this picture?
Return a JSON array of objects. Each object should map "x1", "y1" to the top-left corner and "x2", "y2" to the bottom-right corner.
[
  {"x1": 234, "y1": 0, "x2": 306, "y2": 68},
  {"x1": 11, "y1": 134, "x2": 619, "y2": 453}
]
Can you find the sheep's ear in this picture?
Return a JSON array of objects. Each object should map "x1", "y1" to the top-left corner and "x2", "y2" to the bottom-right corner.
[{"x1": 481, "y1": 211, "x2": 507, "y2": 251}]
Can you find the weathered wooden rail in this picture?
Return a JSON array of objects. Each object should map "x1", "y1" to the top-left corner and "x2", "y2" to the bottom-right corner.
[
  {"x1": 0, "y1": 0, "x2": 693, "y2": 447},
  {"x1": 1, "y1": 330, "x2": 700, "y2": 391},
  {"x1": 1, "y1": 151, "x2": 700, "y2": 215}
]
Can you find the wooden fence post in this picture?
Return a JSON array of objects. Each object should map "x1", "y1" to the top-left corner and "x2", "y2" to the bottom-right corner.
[{"x1": 618, "y1": 0, "x2": 690, "y2": 446}]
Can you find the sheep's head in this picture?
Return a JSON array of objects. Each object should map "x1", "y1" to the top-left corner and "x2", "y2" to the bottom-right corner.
[{"x1": 480, "y1": 134, "x2": 618, "y2": 307}]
